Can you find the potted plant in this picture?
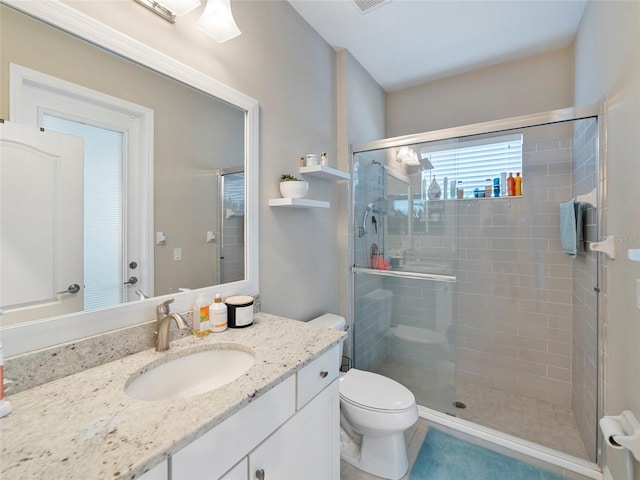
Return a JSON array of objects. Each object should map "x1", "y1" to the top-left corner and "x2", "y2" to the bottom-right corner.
[{"x1": 279, "y1": 173, "x2": 309, "y2": 198}]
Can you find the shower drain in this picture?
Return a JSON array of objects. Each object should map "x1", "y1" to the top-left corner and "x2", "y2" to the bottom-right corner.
[{"x1": 452, "y1": 401, "x2": 467, "y2": 409}]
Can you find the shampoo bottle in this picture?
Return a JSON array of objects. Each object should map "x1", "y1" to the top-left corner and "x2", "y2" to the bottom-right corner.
[
  {"x1": 210, "y1": 294, "x2": 228, "y2": 333},
  {"x1": 192, "y1": 294, "x2": 210, "y2": 336},
  {"x1": 507, "y1": 172, "x2": 515, "y2": 196},
  {"x1": 515, "y1": 172, "x2": 523, "y2": 196}
]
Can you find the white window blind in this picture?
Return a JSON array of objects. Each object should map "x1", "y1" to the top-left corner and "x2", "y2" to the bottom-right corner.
[
  {"x1": 42, "y1": 114, "x2": 124, "y2": 311},
  {"x1": 421, "y1": 133, "x2": 523, "y2": 198}
]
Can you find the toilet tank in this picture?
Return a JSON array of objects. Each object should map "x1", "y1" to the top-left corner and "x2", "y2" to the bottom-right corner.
[
  {"x1": 309, "y1": 313, "x2": 346, "y2": 331},
  {"x1": 309, "y1": 314, "x2": 346, "y2": 357}
]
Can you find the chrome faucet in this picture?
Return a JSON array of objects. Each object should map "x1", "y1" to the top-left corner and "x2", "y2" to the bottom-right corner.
[{"x1": 155, "y1": 299, "x2": 190, "y2": 352}]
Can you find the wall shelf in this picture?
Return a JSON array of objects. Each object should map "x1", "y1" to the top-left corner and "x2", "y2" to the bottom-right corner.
[
  {"x1": 269, "y1": 198, "x2": 330, "y2": 209},
  {"x1": 300, "y1": 165, "x2": 350, "y2": 181}
]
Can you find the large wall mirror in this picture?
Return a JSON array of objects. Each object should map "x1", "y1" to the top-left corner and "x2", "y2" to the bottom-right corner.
[{"x1": 0, "y1": 0, "x2": 259, "y2": 356}]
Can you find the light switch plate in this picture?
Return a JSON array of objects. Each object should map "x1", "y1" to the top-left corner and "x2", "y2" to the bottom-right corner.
[{"x1": 174, "y1": 248, "x2": 182, "y2": 261}]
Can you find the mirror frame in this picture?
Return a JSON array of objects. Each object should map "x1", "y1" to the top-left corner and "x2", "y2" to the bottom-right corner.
[{"x1": 1, "y1": 0, "x2": 260, "y2": 357}]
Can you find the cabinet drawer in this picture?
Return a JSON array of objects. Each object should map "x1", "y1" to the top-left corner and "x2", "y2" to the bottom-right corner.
[{"x1": 296, "y1": 344, "x2": 340, "y2": 409}]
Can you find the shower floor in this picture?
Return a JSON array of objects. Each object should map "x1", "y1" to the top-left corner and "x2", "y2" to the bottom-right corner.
[
  {"x1": 376, "y1": 361, "x2": 589, "y2": 461},
  {"x1": 454, "y1": 381, "x2": 589, "y2": 460}
]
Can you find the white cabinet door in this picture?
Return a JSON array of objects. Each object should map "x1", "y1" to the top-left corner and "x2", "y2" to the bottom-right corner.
[
  {"x1": 138, "y1": 459, "x2": 168, "y2": 480},
  {"x1": 249, "y1": 380, "x2": 340, "y2": 480},
  {"x1": 220, "y1": 458, "x2": 248, "y2": 480},
  {"x1": 171, "y1": 376, "x2": 295, "y2": 480}
]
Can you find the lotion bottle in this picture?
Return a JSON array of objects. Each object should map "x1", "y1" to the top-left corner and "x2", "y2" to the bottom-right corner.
[
  {"x1": 192, "y1": 294, "x2": 211, "y2": 336},
  {"x1": 210, "y1": 294, "x2": 228, "y2": 332}
]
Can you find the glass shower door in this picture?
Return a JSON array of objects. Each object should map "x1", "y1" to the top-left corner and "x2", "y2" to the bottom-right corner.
[{"x1": 352, "y1": 146, "x2": 458, "y2": 415}]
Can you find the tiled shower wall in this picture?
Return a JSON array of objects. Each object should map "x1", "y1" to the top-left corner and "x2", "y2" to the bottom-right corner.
[
  {"x1": 353, "y1": 122, "x2": 599, "y2": 447},
  {"x1": 353, "y1": 156, "x2": 390, "y2": 372},
  {"x1": 454, "y1": 130, "x2": 579, "y2": 406},
  {"x1": 571, "y1": 118, "x2": 599, "y2": 461}
]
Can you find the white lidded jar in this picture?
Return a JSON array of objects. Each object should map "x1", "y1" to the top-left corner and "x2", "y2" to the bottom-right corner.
[
  {"x1": 210, "y1": 294, "x2": 228, "y2": 332},
  {"x1": 191, "y1": 294, "x2": 211, "y2": 336}
]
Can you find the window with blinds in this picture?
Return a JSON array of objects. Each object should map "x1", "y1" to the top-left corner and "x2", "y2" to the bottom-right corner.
[{"x1": 421, "y1": 133, "x2": 523, "y2": 199}]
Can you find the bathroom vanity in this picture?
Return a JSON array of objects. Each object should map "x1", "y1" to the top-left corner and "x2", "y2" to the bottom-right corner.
[{"x1": 0, "y1": 313, "x2": 344, "y2": 480}]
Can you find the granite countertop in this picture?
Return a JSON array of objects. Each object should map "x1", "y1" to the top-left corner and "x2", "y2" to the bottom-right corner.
[{"x1": 0, "y1": 313, "x2": 344, "y2": 480}]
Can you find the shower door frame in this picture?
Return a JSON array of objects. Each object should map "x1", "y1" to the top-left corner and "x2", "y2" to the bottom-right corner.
[{"x1": 350, "y1": 103, "x2": 606, "y2": 478}]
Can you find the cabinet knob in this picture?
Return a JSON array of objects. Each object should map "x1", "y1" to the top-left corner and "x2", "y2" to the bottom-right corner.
[
  {"x1": 319, "y1": 370, "x2": 328, "y2": 378},
  {"x1": 256, "y1": 469, "x2": 265, "y2": 480}
]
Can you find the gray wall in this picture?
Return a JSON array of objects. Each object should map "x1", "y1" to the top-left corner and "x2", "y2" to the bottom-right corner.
[
  {"x1": 336, "y1": 49, "x2": 386, "y2": 359},
  {"x1": 574, "y1": 2, "x2": 640, "y2": 478},
  {"x1": 386, "y1": 46, "x2": 575, "y2": 137}
]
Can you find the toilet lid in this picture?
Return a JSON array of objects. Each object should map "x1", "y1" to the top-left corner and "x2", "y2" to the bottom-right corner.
[{"x1": 339, "y1": 369, "x2": 415, "y2": 412}]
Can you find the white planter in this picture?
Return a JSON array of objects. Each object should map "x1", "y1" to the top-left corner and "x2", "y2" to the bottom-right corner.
[{"x1": 279, "y1": 181, "x2": 309, "y2": 199}]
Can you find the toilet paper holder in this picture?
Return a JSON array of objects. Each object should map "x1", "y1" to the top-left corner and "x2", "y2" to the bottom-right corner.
[{"x1": 599, "y1": 410, "x2": 640, "y2": 461}]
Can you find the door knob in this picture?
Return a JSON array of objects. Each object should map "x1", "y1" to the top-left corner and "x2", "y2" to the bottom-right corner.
[
  {"x1": 57, "y1": 284, "x2": 80, "y2": 294},
  {"x1": 124, "y1": 276, "x2": 138, "y2": 285}
]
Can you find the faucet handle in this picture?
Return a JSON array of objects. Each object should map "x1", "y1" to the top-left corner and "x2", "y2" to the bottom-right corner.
[{"x1": 156, "y1": 298, "x2": 174, "y2": 315}]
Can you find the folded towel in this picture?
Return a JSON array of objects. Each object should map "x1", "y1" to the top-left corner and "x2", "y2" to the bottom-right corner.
[{"x1": 560, "y1": 199, "x2": 588, "y2": 258}]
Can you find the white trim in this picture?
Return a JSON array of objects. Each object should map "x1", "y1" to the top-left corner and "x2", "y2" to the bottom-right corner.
[
  {"x1": 602, "y1": 467, "x2": 614, "y2": 480},
  {"x1": 419, "y1": 406, "x2": 603, "y2": 480},
  {"x1": 1, "y1": 0, "x2": 259, "y2": 357}
]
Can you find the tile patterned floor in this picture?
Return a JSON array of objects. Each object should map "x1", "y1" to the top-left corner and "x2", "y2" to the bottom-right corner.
[
  {"x1": 454, "y1": 381, "x2": 589, "y2": 460},
  {"x1": 376, "y1": 359, "x2": 590, "y2": 461}
]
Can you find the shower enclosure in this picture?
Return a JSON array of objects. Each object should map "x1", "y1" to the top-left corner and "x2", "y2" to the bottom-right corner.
[
  {"x1": 217, "y1": 168, "x2": 245, "y2": 284},
  {"x1": 350, "y1": 106, "x2": 603, "y2": 471}
]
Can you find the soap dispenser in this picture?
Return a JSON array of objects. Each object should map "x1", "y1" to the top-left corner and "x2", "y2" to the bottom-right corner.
[{"x1": 210, "y1": 294, "x2": 228, "y2": 332}]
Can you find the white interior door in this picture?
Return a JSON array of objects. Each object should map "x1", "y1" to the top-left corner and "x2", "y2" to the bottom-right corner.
[{"x1": 0, "y1": 121, "x2": 84, "y2": 326}]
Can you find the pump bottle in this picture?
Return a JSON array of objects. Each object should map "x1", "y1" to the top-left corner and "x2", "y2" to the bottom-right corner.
[{"x1": 210, "y1": 294, "x2": 228, "y2": 332}]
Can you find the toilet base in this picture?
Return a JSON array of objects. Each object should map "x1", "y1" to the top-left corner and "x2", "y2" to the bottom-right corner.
[{"x1": 340, "y1": 429, "x2": 409, "y2": 480}]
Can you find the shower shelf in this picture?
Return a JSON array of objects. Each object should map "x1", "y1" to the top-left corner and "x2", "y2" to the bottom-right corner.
[
  {"x1": 269, "y1": 198, "x2": 330, "y2": 208},
  {"x1": 300, "y1": 165, "x2": 350, "y2": 181}
]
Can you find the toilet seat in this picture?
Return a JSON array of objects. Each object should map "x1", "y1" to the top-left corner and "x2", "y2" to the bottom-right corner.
[{"x1": 340, "y1": 369, "x2": 415, "y2": 413}]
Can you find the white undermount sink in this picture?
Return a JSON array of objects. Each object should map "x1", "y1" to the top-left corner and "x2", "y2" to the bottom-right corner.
[{"x1": 124, "y1": 345, "x2": 255, "y2": 401}]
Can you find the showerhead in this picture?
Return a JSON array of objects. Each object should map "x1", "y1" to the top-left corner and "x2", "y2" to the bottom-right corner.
[
  {"x1": 419, "y1": 156, "x2": 434, "y2": 171},
  {"x1": 359, "y1": 203, "x2": 376, "y2": 237}
]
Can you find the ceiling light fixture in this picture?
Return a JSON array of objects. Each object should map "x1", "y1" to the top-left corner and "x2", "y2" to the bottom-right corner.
[
  {"x1": 161, "y1": 0, "x2": 201, "y2": 16},
  {"x1": 134, "y1": 0, "x2": 180, "y2": 23},
  {"x1": 197, "y1": 0, "x2": 241, "y2": 43},
  {"x1": 134, "y1": 0, "x2": 241, "y2": 43}
]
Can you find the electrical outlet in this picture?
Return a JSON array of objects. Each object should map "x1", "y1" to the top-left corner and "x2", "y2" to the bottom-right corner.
[{"x1": 174, "y1": 248, "x2": 182, "y2": 261}]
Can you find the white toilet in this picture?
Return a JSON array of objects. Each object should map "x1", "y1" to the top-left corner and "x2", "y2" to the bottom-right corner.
[{"x1": 310, "y1": 314, "x2": 418, "y2": 480}]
